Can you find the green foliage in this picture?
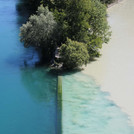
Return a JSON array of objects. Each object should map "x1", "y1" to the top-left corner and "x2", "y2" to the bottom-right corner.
[
  {"x1": 61, "y1": 0, "x2": 92, "y2": 43},
  {"x1": 20, "y1": 5, "x2": 58, "y2": 60},
  {"x1": 87, "y1": 0, "x2": 111, "y2": 57},
  {"x1": 89, "y1": 0, "x2": 111, "y2": 44},
  {"x1": 50, "y1": 0, "x2": 111, "y2": 58},
  {"x1": 60, "y1": 39, "x2": 89, "y2": 69},
  {"x1": 19, "y1": 0, "x2": 111, "y2": 69}
]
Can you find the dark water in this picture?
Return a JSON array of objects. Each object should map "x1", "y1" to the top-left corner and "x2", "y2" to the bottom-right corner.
[{"x1": 0, "y1": 0, "x2": 57, "y2": 134}]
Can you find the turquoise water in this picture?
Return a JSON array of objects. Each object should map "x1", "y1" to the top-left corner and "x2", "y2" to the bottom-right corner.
[
  {"x1": 62, "y1": 73, "x2": 134, "y2": 134},
  {"x1": 2, "y1": 0, "x2": 134, "y2": 134},
  {"x1": 0, "y1": 0, "x2": 57, "y2": 134}
]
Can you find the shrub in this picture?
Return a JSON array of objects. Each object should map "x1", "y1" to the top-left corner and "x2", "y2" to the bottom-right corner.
[{"x1": 60, "y1": 39, "x2": 89, "y2": 69}]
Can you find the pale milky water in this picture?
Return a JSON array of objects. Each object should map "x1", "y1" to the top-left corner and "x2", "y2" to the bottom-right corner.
[
  {"x1": 81, "y1": 0, "x2": 134, "y2": 127},
  {"x1": 62, "y1": 73, "x2": 134, "y2": 134}
]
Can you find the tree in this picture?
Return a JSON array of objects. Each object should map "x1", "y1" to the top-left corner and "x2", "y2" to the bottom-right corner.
[
  {"x1": 87, "y1": 0, "x2": 111, "y2": 57},
  {"x1": 20, "y1": 5, "x2": 58, "y2": 61},
  {"x1": 52, "y1": 0, "x2": 111, "y2": 58},
  {"x1": 56, "y1": 0, "x2": 92, "y2": 43},
  {"x1": 51, "y1": 0, "x2": 92, "y2": 43},
  {"x1": 60, "y1": 39, "x2": 89, "y2": 69},
  {"x1": 19, "y1": 0, "x2": 111, "y2": 68}
]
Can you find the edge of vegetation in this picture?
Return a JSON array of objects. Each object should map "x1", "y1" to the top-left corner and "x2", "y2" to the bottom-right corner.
[{"x1": 19, "y1": 0, "x2": 112, "y2": 70}]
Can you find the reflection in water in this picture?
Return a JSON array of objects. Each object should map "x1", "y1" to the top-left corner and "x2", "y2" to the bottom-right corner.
[{"x1": 21, "y1": 67, "x2": 57, "y2": 102}]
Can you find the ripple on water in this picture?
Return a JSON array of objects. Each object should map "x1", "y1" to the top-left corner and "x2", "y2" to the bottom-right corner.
[{"x1": 62, "y1": 72, "x2": 134, "y2": 134}]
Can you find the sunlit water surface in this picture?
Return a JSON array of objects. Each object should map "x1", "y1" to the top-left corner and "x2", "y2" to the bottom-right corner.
[{"x1": 0, "y1": 0, "x2": 57, "y2": 134}]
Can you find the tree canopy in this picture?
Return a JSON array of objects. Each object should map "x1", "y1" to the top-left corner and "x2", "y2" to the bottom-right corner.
[
  {"x1": 19, "y1": 0, "x2": 111, "y2": 69},
  {"x1": 20, "y1": 5, "x2": 58, "y2": 60},
  {"x1": 60, "y1": 39, "x2": 89, "y2": 69}
]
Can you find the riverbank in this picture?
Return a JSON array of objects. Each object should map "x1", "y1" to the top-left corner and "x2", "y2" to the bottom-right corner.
[{"x1": 83, "y1": 0, "x2": 134, "y2": 126}]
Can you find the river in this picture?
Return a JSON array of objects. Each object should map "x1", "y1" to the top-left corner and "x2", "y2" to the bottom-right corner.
[
  {"x1": 0, "y1": 0, "x2": 57, "y2": 134},
  {"x1": 62, "y1": 72, "x2": 134, "y2": 134},
  {"x1": 62, "y1": 0, "x2": 134, "y2": 133},
  {"x1": 1, "y1": 0, "x2": 134, "y2": 134}
]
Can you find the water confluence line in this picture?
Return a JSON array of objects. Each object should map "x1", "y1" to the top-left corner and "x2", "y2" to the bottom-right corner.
[{"x1": 56, "y1": 76, "x2": 62, "y2": 134}]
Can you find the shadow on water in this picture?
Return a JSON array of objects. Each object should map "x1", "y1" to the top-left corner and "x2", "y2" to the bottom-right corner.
[
  {"x1": 13, "y1": 1, "x2": 62, "y2": 133},
  {"x1": 21, "y1": 67, "x2": 63, "y2": 134},
  {"x1": 48, "y1": 68, "x2": 83, "y2": 76},
  {"x1": 16, "y1": 0, "x2": 40, "y2": 25},
  {"x1": 21, "y1": 67, "x2": 57, "y2": 102},
  {"x1": 15, "y1": 0, "x2": 59, "y2": 103}
]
